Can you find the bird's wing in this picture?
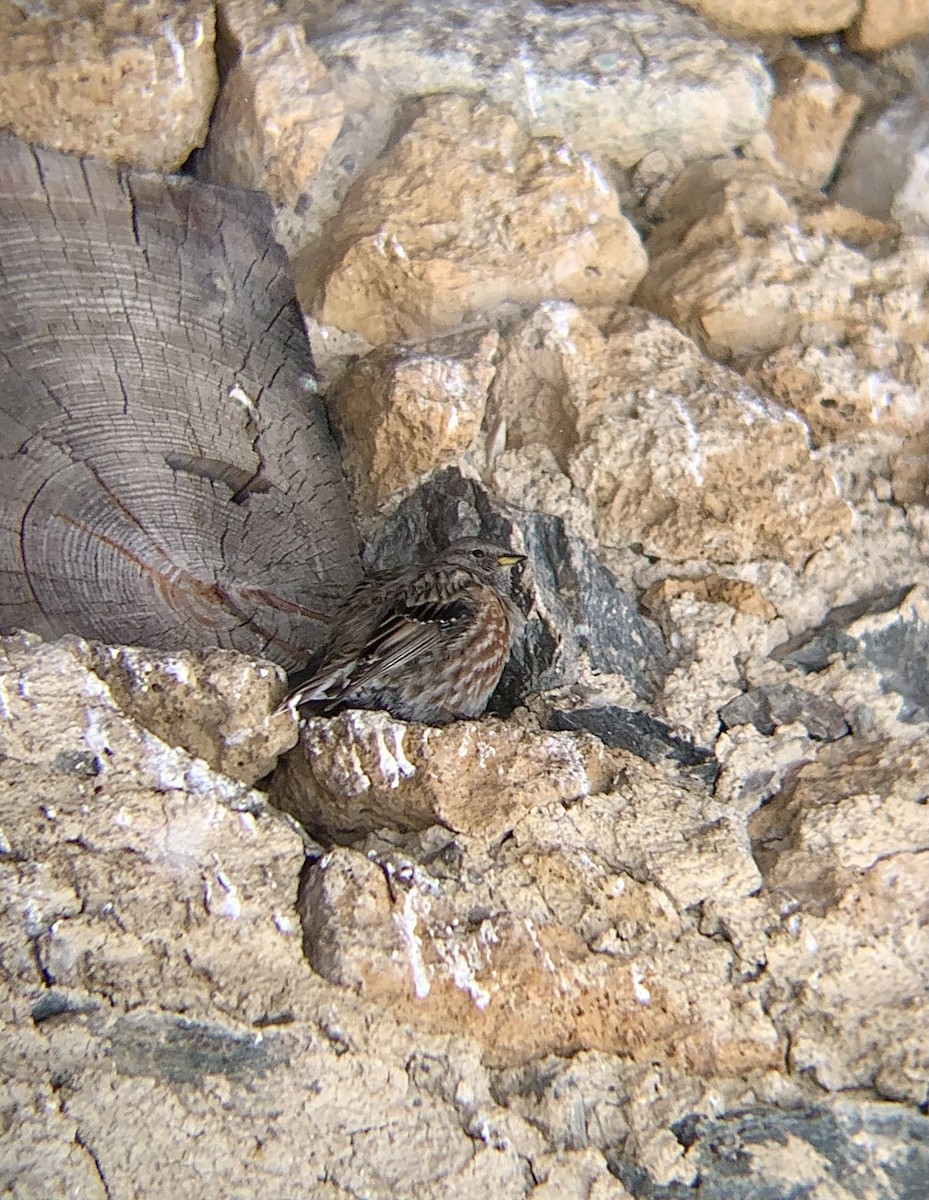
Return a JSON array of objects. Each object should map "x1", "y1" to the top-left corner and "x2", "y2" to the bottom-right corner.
[
  {"x1": 281, "y1": 576, "x2": 386, "y2": 705},
  {"x1": 340, "y1": 594, "x2": 476, "y2": 694}
]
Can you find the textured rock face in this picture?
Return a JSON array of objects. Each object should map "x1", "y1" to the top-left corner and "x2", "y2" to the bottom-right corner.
[
  {"x1": 848, "y1": 0, "x2": 929, "y2": 51},
  {"x1": 306, "y1": 0, "x2": 773, "y2": 167},
  {"x1": 87, "y1": 642, "x2": 297, "y2": 786},
  {"x1": 832, "y1": 98, "x2": 929, "y2": 234},
  {"x1": 296, "y1": 747, "x2": 780, "y2": 1072},
  {"x1": 198, "y1": 15, "x2": 344, "y2": 205},
  {"x1": 0, "y1": 633, "x2": 558, "y2": 1198},
  {"x1": 637, "y1": 159, "x2": 929, "y2": 501},
  {"x1": 5, "y1": 0, "x2": 929, "y2": 1195},
  {"x1": 676, "y1": 0, "x2": 858, "y2": 36},
  {"x1": 0, "y1": 1, "x2": 217, "y2": 171},
  {"x1": 637, "y1": 159, "x2": 929, "y2": 372},
  {"x1": 486, "y1": 304, "x2": 852, "y2": 567},
  {"x1": 765, "y1": 51, "x2": 862, "y2": 189},
  {"x1": 6, "y1": 609, "x2": 929, "y2": 1190},
  {"x1": 302, "y1": 95, "x2": 647, "y2": 344},
  {"x1": 271, "y1": 708, "x2": 608, "y2": 842},
  {"x1": 326, "y1": 329, "x2": 498, "y2": 518}
]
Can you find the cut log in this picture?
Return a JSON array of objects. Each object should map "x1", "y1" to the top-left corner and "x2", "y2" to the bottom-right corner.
[{"x1": 0, "y1": 135, "x2": 360, "y2": 668}]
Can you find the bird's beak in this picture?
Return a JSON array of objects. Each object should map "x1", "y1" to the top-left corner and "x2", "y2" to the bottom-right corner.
[{"x1": 497, "y1": 553, "x2": 526, "y2": 567}]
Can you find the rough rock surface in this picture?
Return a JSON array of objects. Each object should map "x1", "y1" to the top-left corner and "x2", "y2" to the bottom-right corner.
[
  {"x1": 764, "y1": 50, "x2": 862, "y2": 189},
  {"x1": 306, "y1": 0, "x2": 772, "y2": 168},
  {"x1": 771, "y1": 583, "x2": 929, "y2": 722},
  {"x1": 675, "y1": 0, "x2": 858, "y2": 37},
  {"x1": 271, "y1": 708, "x2": 609, "y2": 843},
  {"x1": 0, "y1": 1, "x2": 217, "y2": 171},
  {"x1": 6, "y1": 609, "x2": 928, "y2": 1191},
  {"x1": 301, "y1": 95, "x2": 647, "y2": 345},
  {"x1": 848, "y1": 0, "x2": 929, "y2": 51},
  {"x1": 485, "y1": 303, "x2": 852, "y2": 567},
  {"x1": 198, "y1": 12, "x2": 344, "y2": 205},
  {"x1": 87, "y1": 642, "x2": 296, "y2": 786},
  {"x1": 638, "y1": 158, "x2": 929, "y2": 500},
  {"x1": 614, "y1": 1103, "x2": 929, "y2": 1198},
  {"x1": 326, "y1": 328, "x2": 498, "y2": 518},
  {"x1": 637, "y1": 158, "x2": 929, "y2": 372},
  {"x1": 0, "y1": 634, "x2": 556, "y2": 1198},
  {"x1": 296, "y1": 744, "x2": 780, "y2": 1072}
]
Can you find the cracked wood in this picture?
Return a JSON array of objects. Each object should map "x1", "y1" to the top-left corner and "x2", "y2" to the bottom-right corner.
[{"x1": 0, "y1": 134, "x2": 360, "y2": 667}]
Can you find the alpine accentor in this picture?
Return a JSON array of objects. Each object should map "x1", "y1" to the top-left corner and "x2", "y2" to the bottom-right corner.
[{"x1": 281, "y1": 538, "x2": 526, "y2": 723}]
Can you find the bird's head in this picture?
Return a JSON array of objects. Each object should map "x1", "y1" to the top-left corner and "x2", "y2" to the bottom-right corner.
[{"x1": 439, "y1": 537, "x2": 526, "y2": 588}]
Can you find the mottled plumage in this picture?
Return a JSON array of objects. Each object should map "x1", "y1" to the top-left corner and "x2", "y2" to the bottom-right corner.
[{"x1": 281, "y1": 538, "x2": 526, "y2": 724}]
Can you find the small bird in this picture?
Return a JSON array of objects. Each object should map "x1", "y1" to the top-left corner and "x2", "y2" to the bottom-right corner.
[{"x1": 280, "y1": 538, "x2": 526, "y2": 724}]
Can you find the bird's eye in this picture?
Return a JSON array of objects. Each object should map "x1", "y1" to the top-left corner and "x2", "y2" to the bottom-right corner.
[{"x1": 471, "y1": 547, "x2": 487, "y2": 559}]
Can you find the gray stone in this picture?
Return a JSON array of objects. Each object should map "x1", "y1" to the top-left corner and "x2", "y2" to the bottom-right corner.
[
  {"x1": 772, "y1": 585, "x2": 929, "y2": 722},
  {"x1": 719, "y1": 684, "x2": 848, "y2": 741},
  {"x1": 548, "y1": 705, "x2": 718, "y2": 787},
  {"x1": 832, "y1": 98, "x2": 929, "y2": 234},
  {"x1": 364, "y1": 468, "x2": 670, "y2": 710},
  {"x1": 610, "y1": 1102, "x2": 929, "y2": 1199}
]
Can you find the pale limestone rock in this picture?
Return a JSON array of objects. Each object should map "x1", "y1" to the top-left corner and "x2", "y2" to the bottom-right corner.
[
  {"x1": 0, "y1": 1, "x2": 217, "y2": 171},
  {"x1": 299, "y1": 822, "x2": 781, "y2": 1072},
  {"x1": 307, "y1": 0, "x2": 772, "y2": 168},
  {"x1": 675, "y1": 0, "x2": 859, "y2": 36},
  {"x1": 301, "y1": 95, "x2": 647, "y2": 345},
  {"x1": 848, "y1": 0, "x2": 929, "y2": 51},
  {"x1": 297, "y1": 746, "x2": 778, "y2": 1072},
  {"x1": 643, "y1": 576, "x2": 779, "y2": 623},
  {"x1": 637, "y1": 159, "x2": 929, "y2": 370},
  {"x1": 750, "y1": 732, "x2": 929, "y2": 910},
  {"x1": 0, "y1": 1081, "x2": 107, "y2": 1200},
  {"x1": 282, "y1": 0, "x2": 774, "y2": 277},
  {"x1": 763, "y1": 851, "x2": 929, "y2": 1103},
  {"x1": 714, "y1": 722, "x2": 823, "y2": 811},
  {"x1": 651, "y1": 589, "x2": 789, "y2": 745},
  {"x1": 747, "y1": 343, "x2": 927, "y2": 446},
  {"x1": 487, "y1": 303, "x2": 852, "y2": 567},
  {"x1": 87, "y1": 643, "x2": 296, "y2": 786},
  {"x1": 765, "y1": 52, "x2": 862, "y2": 189},
  {"x1": 326, "y1": 328, "x2": 498, "y2": 518},
  {"x1": 0, "y1": 631, "x2": 548, "y2": 1198},
  {"x1": 271, "y1": 708, "x2": 608, "y2": 842},
  {"x1": 638, "y1": 159, "x2": 929, "y2": 497},
  {"x1": 531, "y1": 1150, "x2": 635, "y2": 1198},
  {"x1": 199, "y1": 13, "x2": 344, "y2": 206},
  {"x1": 0, "y1": 633, "x2": 308, "y2": 1020}
]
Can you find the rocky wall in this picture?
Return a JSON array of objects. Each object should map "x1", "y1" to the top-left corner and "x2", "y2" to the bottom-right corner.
[{"x1": 1, "y1": 2, "x2": 928, "y2": 1197}]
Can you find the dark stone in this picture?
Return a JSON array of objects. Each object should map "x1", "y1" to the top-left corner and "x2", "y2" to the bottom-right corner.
[
  {"x1": 771, "y1": 586, "x2": 928, "y2": 723},
  {"x1": 50, "y1": 749, "x2": 100, "y2": 777},
  {"x1": 608, "y1": 1102, "x2": 929, "y2": 1199},
  {"x1": 106, "y1": 1013, "x2": 283, "y2": 1084},
  {"x1": 771, "y1": 589, "x2": 910, "y2": 673},
  {"x1": 548, "y1": 705, "x2": 718, "y2": 788},
  {"x1": 854, "y1": 599, "x2": 929, "y2": 724},
  {"x1": 31, "y1": 990, "x2": 99, "y2": 1024},
  {"x1": 366, "y1": 469, "x2": 670, "y2": 711},
  {"x1": 718, "y1": 683, "x2": 848, "y2": 741}
]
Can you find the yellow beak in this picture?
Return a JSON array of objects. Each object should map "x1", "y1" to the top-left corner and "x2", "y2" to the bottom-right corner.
[{"x1": 496, "y1": 553, "x2": 526, "y2": 567}]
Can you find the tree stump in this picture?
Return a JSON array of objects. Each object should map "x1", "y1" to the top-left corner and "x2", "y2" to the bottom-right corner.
[{"x1": 0, "y1": 135, "x2": 360, "y2": 668}]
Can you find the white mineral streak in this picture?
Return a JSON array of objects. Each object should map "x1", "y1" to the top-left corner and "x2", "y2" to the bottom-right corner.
[
  {"x1": 395, "y1": 888, "x2": 431, "y2": 1000},
  {"x1": 436, "y1": 938, "x2": 492, "y2": 1010},
  {"x1": 631, "y1": 965, "x2": 652, "y2": 1005}
]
